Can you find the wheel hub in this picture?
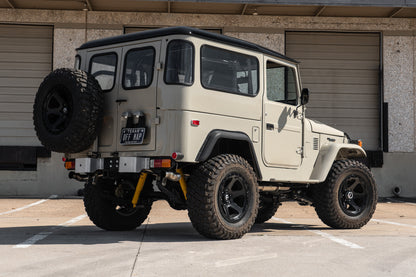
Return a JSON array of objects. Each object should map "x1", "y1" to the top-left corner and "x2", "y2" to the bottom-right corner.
[{"x1": 346, "y1": 191, "x2": 354, "y2": 200}]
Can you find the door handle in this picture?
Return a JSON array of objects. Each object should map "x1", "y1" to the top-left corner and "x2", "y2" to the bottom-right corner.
[
  {"x1": 266, "y1": 123, "x2": 274, "y2": 130},
  {"x1": 116, "y1": 99, "x2": 127, "y2": 103}
]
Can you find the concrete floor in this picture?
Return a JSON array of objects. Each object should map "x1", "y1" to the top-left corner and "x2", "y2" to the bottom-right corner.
[{"x1": 0, "y1": 198, "x2": 415, "y2": 277}]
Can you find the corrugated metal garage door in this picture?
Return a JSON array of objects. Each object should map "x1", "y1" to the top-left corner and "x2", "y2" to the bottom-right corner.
[
  {"x1": 0, "y1": 24, "x2": 53, "y2": 146},
  {"x1": 286, "y1": 32, "x2": 380, "y2": 150}
]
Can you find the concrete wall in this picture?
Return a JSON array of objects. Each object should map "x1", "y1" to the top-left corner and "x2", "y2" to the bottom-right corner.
[{"x1": 0, "y1": 8, "x2": 415, "y2": 197}]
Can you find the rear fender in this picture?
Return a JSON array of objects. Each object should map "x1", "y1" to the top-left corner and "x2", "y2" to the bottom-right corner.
[{"x1": 309, "y1": 143, "x2": 366, "y2": 182}]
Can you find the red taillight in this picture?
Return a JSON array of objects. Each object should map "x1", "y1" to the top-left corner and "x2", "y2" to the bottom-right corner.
[
  {"x1": 150, "y1": 159, "x2": 172, "y2": 168},
  {"x1": 62, "y1": 157, "x2": 66, "y2": 162},
  {"x1": 191, "y1": 120, "x2": 200, "y2": 126}
]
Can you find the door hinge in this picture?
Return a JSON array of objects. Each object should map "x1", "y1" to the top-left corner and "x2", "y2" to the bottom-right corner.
[
  {"x1": 156, "y1": 62, "x2": 163, "y2": 71},
  {"x1": 154, "y1": 116, "x2": 161, "y2": 125},
  {"x1": 296, "y1": 147, "x2": 303, "y2": 155}
]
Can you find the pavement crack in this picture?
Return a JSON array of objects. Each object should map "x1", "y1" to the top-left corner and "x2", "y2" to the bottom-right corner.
[{"x1": 130, "y1": 217, "x2": 150, "y2": 277}]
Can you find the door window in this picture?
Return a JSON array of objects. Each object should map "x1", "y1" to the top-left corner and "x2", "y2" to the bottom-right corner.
[
  {"x1": 89, "y1": 53, "x2": 117, "y2": 91},
  {"x1": 123, "y1": 47, "x2": 155, "y2": 89},
  {"x1": 266, "y1": 61, "x2": 297, "y2": 105}
]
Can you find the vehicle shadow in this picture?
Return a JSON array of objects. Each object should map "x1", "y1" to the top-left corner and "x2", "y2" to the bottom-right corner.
[{"x1": 0, "y1": 221, "x2": 332, "y2": 246}]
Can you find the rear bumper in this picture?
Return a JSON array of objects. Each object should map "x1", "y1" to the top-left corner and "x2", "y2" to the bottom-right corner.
[{"x1": 75, "y1": 157, "x2": 150, "y2": 173}]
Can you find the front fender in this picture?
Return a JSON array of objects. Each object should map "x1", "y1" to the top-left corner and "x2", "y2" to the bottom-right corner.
[{"x1": 309, "y1": 143, "x2": 366, "y2": 182}]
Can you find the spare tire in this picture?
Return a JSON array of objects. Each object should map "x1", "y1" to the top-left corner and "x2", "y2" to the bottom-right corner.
[{"x1": 33, "y1": 68, "x2": 104, "y2": 153}]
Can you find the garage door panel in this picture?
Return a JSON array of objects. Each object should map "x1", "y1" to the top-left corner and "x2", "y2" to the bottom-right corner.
[
  {"x1": 298, "y1": 59, "x2": 379, "y2": 70},
  {"x1": 307, "y1": 84, "x2": 379, "y2": 94},
  {"x1": 310, "y1": 93, "x2": 378, "y2": 103},
  {"x1": 0, "y1": 53, "x2": 52, "y2": 63},
  {"x1": 0, "y1": 77, "x2": 43, "y2": 88},
  {"x1": 0, "y1": 94, "x2": 37, "y2": 103},
  {"x1": 0, "y1": 102, "x2": 34, "y2": 113},
  {"x1": 0, "y1": 112, "x2": 33, "y2": 121},
  {"x1": 0, "y1": 87, "x2": 40, "y2": 96},
  {"x1": 302, "y1": 75, "x2": 378, "y2": 85},
  {"x1": 287, "y1": 31, "x2": 380, "y2": 150},
  {"x1": 0, "y1": 62, "x2": 51, "y2": 71},
  {"x1": 287, "y1": 33, "x2": 379, "y2": 46},
  {"x1": 0, "y1": 25, "x2": 53, "y2": 38},
  {"x1": 307, "y1": 108, "x2": 379, "y2": 118},
  {"x1": 0, "y1": 24, "x2": 52, "y2": 146},
  {"x1": 0, "y1": 70, "x2": 48, "y2": 78}
]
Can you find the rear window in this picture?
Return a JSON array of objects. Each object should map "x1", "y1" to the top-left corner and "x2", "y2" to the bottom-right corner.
[
  {"x1": 123, "y1": 47, "x2": 155, "y2": 89},
  {"x1": 89, "y1": 53, "x2": 117, "y2": 91},
  {"x1": 164, "y1": 40, "x2": 194, "y2": 86},
  {"x1": 201, "y1": 45, "x2": 259, "y2": 96}
]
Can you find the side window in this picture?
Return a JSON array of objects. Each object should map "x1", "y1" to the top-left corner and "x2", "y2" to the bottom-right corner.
[
  {"x1": 266, "y1": 61, "x2": 298, "y2": 105},
  {"x1": 89, "y1": 53, "x2": 117, "y2": 91},
  {"x1": 74, "y1": 55, "x2": 81, "y2": 69},
  {"x1": 201, "y1": 45, "x2": 258, "y2": 96},
  {"x1": 123, "y1": 47, "x2": 155, "y2": 89},
  {"x1": 164, "y1": 40, "x2": 194, "y2": 85}
]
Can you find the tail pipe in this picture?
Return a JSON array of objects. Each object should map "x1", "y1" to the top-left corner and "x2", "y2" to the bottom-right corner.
[{"x1": 68, "y1": 171, "x2": 88, "y2": 182}]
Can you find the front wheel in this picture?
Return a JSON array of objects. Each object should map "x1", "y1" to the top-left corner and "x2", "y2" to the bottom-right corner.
[
  {"x1": 187, "y1": 154, "x2": 259, "y2": 239},
  {"x1": 313, "y1": 159, "x2": 377, "y2": 229}
]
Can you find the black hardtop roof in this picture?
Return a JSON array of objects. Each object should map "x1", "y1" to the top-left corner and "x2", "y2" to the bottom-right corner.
[{"x1": 77, "y1": 26, "x2": 297, "y2": 63}]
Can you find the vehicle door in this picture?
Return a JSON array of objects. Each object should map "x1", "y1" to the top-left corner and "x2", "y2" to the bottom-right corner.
[
  {"x1": 262, "y1": 58, "x2": 303, "y2": 168},
  {"x1": 87, "y1": 48, "x2": 121, "y2": 154},
  {"x1": 116, "y1": 41, "x2": 161, "y2": 152}
]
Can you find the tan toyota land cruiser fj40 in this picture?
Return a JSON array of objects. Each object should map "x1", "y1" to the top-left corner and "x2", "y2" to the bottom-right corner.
[{"x1": 33, "y1": 27, "x2": 377, "y2": 239}]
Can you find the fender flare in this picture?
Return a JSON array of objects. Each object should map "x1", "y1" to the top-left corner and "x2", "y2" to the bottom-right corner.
[
  {"x1": 195, "y1": 129, "x2": 262, "y2": 179},
  {"x1": 309, "y1": 143, "x2": 367, "y2": 182}
]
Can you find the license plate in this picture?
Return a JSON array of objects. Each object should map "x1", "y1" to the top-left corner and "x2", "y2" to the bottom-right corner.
[{"x1": 120, "y1": 128, "x2": 146, "y2": 145}]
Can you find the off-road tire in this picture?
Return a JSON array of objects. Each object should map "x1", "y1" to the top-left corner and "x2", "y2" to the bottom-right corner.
[
  {"x1": 187, "y1": 154, "x2": 259, "y2": 240},
  {"x1": 83, "y1": 178, "x2": 152, "y2": 231},
  {"x1": 255, "y1": 196, "x2": 280, "y2": 224},
  {"x1": 313, "y1": 159, "x2": 377, "y2": 229},
  {"x1": 33, "y1": 68, "x2": 103, "y2": 153}
]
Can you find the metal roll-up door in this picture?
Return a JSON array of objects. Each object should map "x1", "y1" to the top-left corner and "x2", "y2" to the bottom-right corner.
[
  {"x1": 286, "y1": 32, "x2": 380, "y2": 150},
  {"x1": 0, "y1": 24, "x2": 53, "y2": 146}
]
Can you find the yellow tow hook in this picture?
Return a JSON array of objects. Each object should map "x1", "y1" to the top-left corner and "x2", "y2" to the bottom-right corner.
[
  {"x1": 132, "y1": 172, "x2": 147, "y2": 208},
  {"x1": 176, "y1": 168, "x2": 187, "y2": 200}
]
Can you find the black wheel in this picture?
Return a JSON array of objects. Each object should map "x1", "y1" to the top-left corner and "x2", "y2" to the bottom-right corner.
[
  {"x1": 255, "y1": 195, "x2": 280, "y2": 224},
  {"x1": 313, "y1": 159, "x2": 377, "y2": 229},
  {"x1": 33, "y1": 68, "x2": 103, "y2": 153},
  {"x1": 187, "y1": 154, "x2": 259, "y2": 239},
  {"x1": 84, "y1": 177, "x2": 152, "y2": 231}
]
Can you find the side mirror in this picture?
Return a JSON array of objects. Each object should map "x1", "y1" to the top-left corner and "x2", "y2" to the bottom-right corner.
[{"x1": 301, "y1": 88, "x2": 309, "y2": 105}]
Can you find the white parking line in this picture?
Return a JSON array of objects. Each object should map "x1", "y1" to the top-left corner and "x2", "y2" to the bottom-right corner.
[
  {"x1": 0, "y1": 195, "x2": 58, "y2": 216},
  {"x1": 13, "y1": 214, "x2": 87, "y2": 249},
  {"x1": 272, "y1": 217, "x2": 364, "y2": 249},
  {"x1": 371, "y1": 219, "x2": 416, "y2": 229}
]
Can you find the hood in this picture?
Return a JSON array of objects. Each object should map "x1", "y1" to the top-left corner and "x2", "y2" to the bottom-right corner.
[{"x1": 307, "y1": 119, "x2": 344, "y2": 137}]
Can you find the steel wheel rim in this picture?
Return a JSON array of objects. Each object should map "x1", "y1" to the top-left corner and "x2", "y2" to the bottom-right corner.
[
  {"x1": 338, "y1": 173, "x2": 371, "y2": 217},
  {"x1": 218, "y1": 173, "x2": 250, "y2": 223},
  {"x1": 42, "y1": 85, "x2": 73, "y2": 134}
]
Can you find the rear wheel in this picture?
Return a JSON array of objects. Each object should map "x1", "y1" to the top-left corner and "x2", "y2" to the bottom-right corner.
[
  {"x1": 313, "y1": 159, "x2": 377, "y2": 229},
  {"x1": 84, "y1": 177, "x2": 152, "y2": 231},
  {"x1": 187, "y1": 154, "x2": 259, "y2": 239}
]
